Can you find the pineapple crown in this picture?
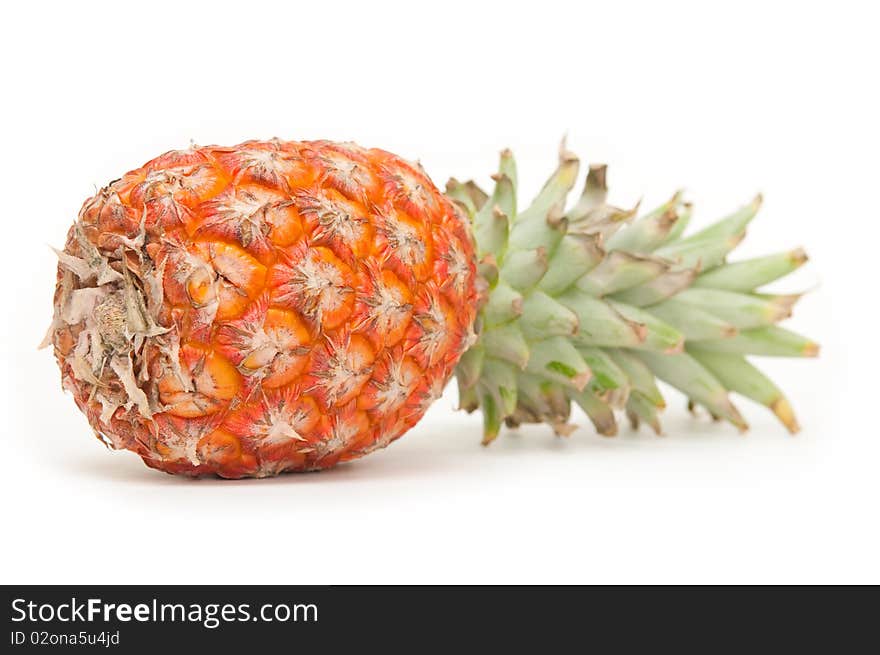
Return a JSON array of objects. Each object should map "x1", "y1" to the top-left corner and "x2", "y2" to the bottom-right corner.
[{"x1": 446, "y1": 143, "x2": 817, "y2": 443}]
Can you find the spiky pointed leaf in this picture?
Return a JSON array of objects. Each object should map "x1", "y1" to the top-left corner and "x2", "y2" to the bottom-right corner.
[
  {"x1": 607, "y1": 191, "x2": 685, "y2": 252},
  {"x1": 576, "y1": 250, "x2": 668, "y2": 296},
  {"x1": 516, "y1": 146, "x2": 579, "y2": 225},
  {"x1": 445, "y1": 178, "x2": 477, "y2": 214},
  {"x1": 649, "y1": 299, "x2": 738, "y2": 341},
  {"x1": 474, "y1": 205, "x2": 510, "y2": 258},
  {"x1": 481, "y1": 323, "x2": 530, "y2": 368},
  {"x1": 499, "y1": 247, "x2": 548, "y2": 291},
  {"x1": 567, "y1": 387, "x2": 617, "y2": 436},
  {"x1": 519, "y1": 290, "x2": 579, "y2": 339},
  {"x1": 606, "y1": 300, "x2": 684, "y2": 353},
  {"x1": 525, "y1": 336, "x2": 592, "y2": 390},
  {"x1": 558, "y1": 289, "x2": 647, "y2": 348},
  {"x1": 577, "y1": 346, "x2": 629, "y2": 391},
  {"x1": 566, "y1": 163, "x2": 607, "y2": 220},
  {"x1": 626, "y1": 393, "x2": 663, "y2": 434},
  {"x1": 606, "y1": 348, "x2": 665, "y2": 407},
  {"x1": 483, "y1": 282, "x2": 523, "y2": 327},
  {"x1": 689, "y1": 349, "x2": 800, "y2": 433},
  {"x1": 609, "y1": 265, "x2": 699, "y2": 307},
  {"x1": 635, "y1": 350, "x2": 748, "y2": 431},
  {"x1": 672, "y1": 288, "x2": 799, "y2": 329},
  {"x1": 693, "y1": 249, "x2": 808, "y2": 292},
  {"x1": 498, "y1": 148, "x2": 518, "y2": 191},
  {"x1": 687, "y1": 326, "x2": 819, "y2": 357},
  {"x1": 538, "y1": 233, "x2": 604, "y2": 296},
  {"x1": 656, "y1": 195, "x2": 761, "y2": 269},
  {"x1": 456, "y1": 344, "x2": 485, "y2": 390},
  {"x1": 659, "y1": 202, "x2": 693, "y2": 245}
]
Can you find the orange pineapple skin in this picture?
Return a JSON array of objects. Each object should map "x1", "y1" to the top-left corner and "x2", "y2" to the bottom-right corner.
[{"x1": 48, "y1": 140, "x2": 478, "y2": 477}]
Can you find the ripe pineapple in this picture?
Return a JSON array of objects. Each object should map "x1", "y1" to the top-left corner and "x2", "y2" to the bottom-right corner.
[{"x1": 45, "y1": 139, "x2": 817, "y2": 478}]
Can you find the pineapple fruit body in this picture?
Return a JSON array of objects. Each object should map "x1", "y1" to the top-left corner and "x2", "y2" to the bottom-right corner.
[{"x1": 46, "y1": 140, "x2": 479, "y2": 477}]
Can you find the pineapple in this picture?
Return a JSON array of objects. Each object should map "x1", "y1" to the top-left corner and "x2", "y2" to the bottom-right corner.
[{"x1": 44, "y1": 139, "x2": 817, "y2": 478}]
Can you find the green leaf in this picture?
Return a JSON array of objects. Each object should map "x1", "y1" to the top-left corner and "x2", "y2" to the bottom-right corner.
[
  {"x1": 626, "y1": 392, "x2": 663, "y2": 434},
  {"x1": 526, "y1": 336, "x2": 592, "y2": 390},
  {"x1": 445, "y1": 178, "x2": 476, "y2": 215},
  {"x1": 609, "y1": 266, "x2": 698, "y2": 307},
  {"x1": 538, "y1": 233, "x2": 604, "y2": 296},
  {"x1": 481, "y1": 323, "x2": 530, "y2": 368},
  {"x1": 483, "y1": 282, "x2": 523, "y2": 327},
  {"x1": 692, "y1": 249, "x2": 808, "y2": 292},
  {"x1": 658, "y1": 202, "x2": 692, "y2": 245},
  {"x1": 519, "y1": 290, "x2": 579, "y2": 339},
  {"x1": 606, "y1": 300, "x2": 684, "y2": 352},
  {"x1": 514, "y1": 372, "x2": 571, "y2": 425},
  {"x1": 655, "y1": 195, "x2": 761, "y2": 269},
  {"x1": 508, "y1": 209, "x2": 567, "y2": 252},
  {"x1": 634, "y1": 350, "x2": 748, "y2": 430},
  {"x1": 558, "y1": 290, "x2": 646, "y2": 348},
  {"x1": 500, "y1": 247, "x2": 548, "y2": 291},
  {"x1": 648, "y1": 299, "x2": 738, "y2": 341},
  {"x1": 576, "y1": 250, "x2": 668, "y2": 296},
  {"x1": 516, "y1": 147, "x2": 579, "y2": 225},
  {"x1": 566, "y1": 387, "x2": 617, "y2": 436},
  {"x1": 688, "y1": 349, "x2": 799, "y2": 433},
  {"x1": 566, "y1": 164, "x2": 607, "y2": 221},
  {"x1": 671, "y1": 288, "x2": 797, "y2": 329},
  {"x1": 607, "y1": 348, "x2": 665, "y2": 407},
  {"x1": 498, "y1": 148, "x2": 518, "y2": 192},
  {"x1": 685, "y1": 326, "x2": 819, "y2": 357},
  {"x1": 577, "y1": 346, "x2": 628, "y2": 391},
  {"x1": 474, "y1": 204, "x2": 509, "y2": 258},
  {"x1": 455, "y1": 344, "x2": 484, "y2": 389},
  {"x1": 607, "y1": 191, "x2": 685, "y2": 252}
]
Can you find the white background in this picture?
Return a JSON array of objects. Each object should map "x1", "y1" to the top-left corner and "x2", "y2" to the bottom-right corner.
[{"x1": 1, "y1": 1, "x2": 877, "y2": 584}]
